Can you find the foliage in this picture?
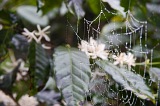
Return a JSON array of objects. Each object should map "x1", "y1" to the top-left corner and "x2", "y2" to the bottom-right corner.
[
  {"x1": 28, "y1": 42, "x2": 50, "y2": 95},
  {"x1": 54, "y1": 46, "x2": 91, "y2": 105},
  {"x1": 0, "y1": 0, "x2": 160, "y2": 106}
]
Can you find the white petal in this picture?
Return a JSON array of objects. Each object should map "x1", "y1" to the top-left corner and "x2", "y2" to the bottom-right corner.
[
  {"x1": 28, "y1": 38, "x2": 32, "y2": 42},
  {"x1": 112, "y1": 55, "x2": 117, "y2": 59},
  {"x1": 42, "y1": 44, "x2": 51, "y2": 49},
  {"x1": 89, "y1": 37, "x2": 97, "y2": 46},
  {"x1": 42, "y1": 26, "x2": 51, "y2": 32},
  {"x1": 37, "y1": 24, "x2": 41, "y2": 32},
  {"x1": 113, "y1": 61, "x2": 119, "y2": 65},
  {"x1": 23, "y1": 28, "x2": 29, "y2": 33},
  {"x1": 43, "y1": 34, "x2": 50, "y2": 41},
  {"x1": 97, "y1": 44, "x2": 105, "y2": 51}
]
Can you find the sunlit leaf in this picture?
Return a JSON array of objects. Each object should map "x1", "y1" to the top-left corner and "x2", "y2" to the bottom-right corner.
[
  {"x1": 96, "y1": 60, "x2": 155, "y2": 103},
  {"x1": 17, "y1": 5, "x2": 49, "y2": 26},
  {"x1": 53, "y1": 46, "x2": 91, "y2": 105},
  {"x1": 28, "y1": 43, "x2": 50, "y2": 95}
]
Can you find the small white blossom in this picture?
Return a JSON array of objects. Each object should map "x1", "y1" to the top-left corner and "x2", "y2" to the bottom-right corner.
[
  {"x1": 112, "y1": 52, "x2": 136, "y2": 69},
  {"x1": 35, "y1": 25, "x2": 51, "y2": 42},
  {"x1": 78, "y1": 40, "x2": 90, "y2": 56},
  {"x1": 18, "y1": 94, "x2": 39, "y2": 106},
  {"x1": 54, "y1": 104, "x2": 61, "y2": 106},
  {"x1": 78, "y1": 37, "x2": 109, "y2": 60},
  {"x1": 22, "y1": 25, "x2": 51, "y2": 49},
  {"x1": 0, "y1": 90, "x2": 16, "y2": 106},
  {"x1": 22, "y1": 28, "x2": 38, "y2": 42},
  {"x1": 93, "y1": 44, "x2": 108, "y2": 60},
  {"x1": 124, "y1": 52, "x2": 136, "y2": 69},
  {"x1": 112, "y1": 53, "x2": 126, "y2": 67}
]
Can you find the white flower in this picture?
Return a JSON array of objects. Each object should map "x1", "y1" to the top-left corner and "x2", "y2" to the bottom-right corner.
[
  {"x1": 94, "y1": 44, "x2": 109, "y2": 60},
  {"x1": 78, "y1": 40, "x2": 89, "y2": 55},
  {"x1": 112, "y1": 53, "x2": 126, "y2": 67},
  {"x1": 78, "y1": 37, "x2": 109, "y2": 60},
  {"x1": 22, "y1": 25, "x2": 51, "y2": 49},
  {"x1": 35, "y1": 25, "x2": 51, "y2": 42},
  {"x1": 54, "y1": 104, "x2": 61, "y2": 106},
  {"x1": 124, "y1": 52, "x2": 136, "y2": 69},
  {"x1": 22, "y1": 28, "x2": 38, "y2": 42},
  {"x1": 112, "y1": 52, "x2": 136, "y2": 69},
  {"x1": 0, "y1": 90, "x2": 16, "y2": 106},
  {"x1": 18, "y1": 94, "x2": 39, "y2": 106}
]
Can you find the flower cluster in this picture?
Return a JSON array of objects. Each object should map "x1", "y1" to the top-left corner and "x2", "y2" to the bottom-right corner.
[
  {"x1": 112, "y1": 52, "x2": 136, "y2": 69},
  {"x1": 22, "y1": 25, "x2": 51, "y2": 49},
  {"x1": 78, "y1": 37, "x2": 109, "y2": 60},
  {"x1": 78, "y1": 37, "x2": 136, "y2": 70},
  {"x1": 0, "y1": 90, "x2": 16, "y2": 106},
  {"x1": 18, "y1": 94, "x2": 39, "y2": 106}
]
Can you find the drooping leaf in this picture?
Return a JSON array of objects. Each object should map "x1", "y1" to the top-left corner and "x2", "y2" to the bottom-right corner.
[
  {"x1": 65, "y1": 0, "x2": 85, "y2": 19},
  {"x1": 0, "y1": 64, "x2": 20, "y2": 95},
  {"x1": 96, "y1": 60, "x2": 155, "y2": 103},
  {"x1": 17, "y1": 5, "x2": 49, "y2": 26},
  {"x1": 53, "y1": 46, "x2": 91, "y2": 105},
  {"x1": 149, "y1": 67, "x2": 160, "y2": 83},
  {"x1": 28, "y1": 42, "x2": 50, "y2": 95}
]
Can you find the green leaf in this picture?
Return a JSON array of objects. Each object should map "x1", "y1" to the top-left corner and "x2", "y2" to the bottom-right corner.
[
  {"x1": 17, "y1": 5, "x2": 49, "y2": 26},
  {"x1": 28, "y1": 42, "x2": 49, "y2": 95},
  {"x1": 65, "y1": 0, "x2": 85, "y2": 19},
  {"x1": 149, "y1": 67, "x2": 160, "y2": 83},
  {"x1": 96, "y1": 60, "x2": 155, "y2": 103},
  {"x1": 53, "y1": 46, "x2": 91, "y2": 105}
]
